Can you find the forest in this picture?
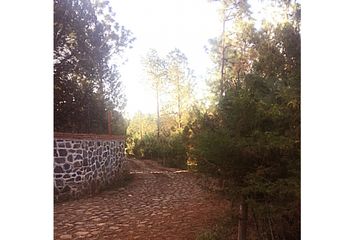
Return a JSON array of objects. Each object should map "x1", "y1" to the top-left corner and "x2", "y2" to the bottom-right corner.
[{"x1": 54, "y1": 0, "x2": 300, "y2": 239}]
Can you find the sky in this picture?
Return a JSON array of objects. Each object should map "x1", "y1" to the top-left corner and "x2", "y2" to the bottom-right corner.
[
  {"x1": 110, "y1": 0, "x2": 222, "y2": 117},
  {"x1": 110, "y1": 0, "x2": 289, "y2": 117}
]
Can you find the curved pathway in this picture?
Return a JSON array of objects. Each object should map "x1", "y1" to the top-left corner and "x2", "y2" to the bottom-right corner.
[{"x1": 54, "y1": 159, "x2": 230, "y2": 239}]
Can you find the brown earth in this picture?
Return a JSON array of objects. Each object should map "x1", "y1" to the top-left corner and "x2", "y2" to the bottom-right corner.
[{"x1": 54, "y1": 159, "x2": 230, "y2": 240}]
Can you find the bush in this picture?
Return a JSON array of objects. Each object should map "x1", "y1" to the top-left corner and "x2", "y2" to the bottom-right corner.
[{"x1": 128, "y1": 132, "x2": 187, "y2": 169}]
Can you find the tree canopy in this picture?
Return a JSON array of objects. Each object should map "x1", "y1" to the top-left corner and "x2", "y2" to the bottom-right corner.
[
  {"x1": 54, "y1": 0, "x2": 134, "y2": 134},
  {"x1": 188, "y1": 0, "x2": 301, "y2": 239}
]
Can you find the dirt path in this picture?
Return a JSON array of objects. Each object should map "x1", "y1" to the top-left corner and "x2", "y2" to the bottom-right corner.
[{"x1": 54, "y1": 159, "x2": 230, "y2": 240}]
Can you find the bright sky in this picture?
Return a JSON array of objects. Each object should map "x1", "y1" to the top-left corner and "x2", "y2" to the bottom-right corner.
[
  {"x1": 111, "y1": 0, "x2": 221, "y2": 117},
  {"x1": 110, "y1": 0, "x2": 291, "y2": 117}
]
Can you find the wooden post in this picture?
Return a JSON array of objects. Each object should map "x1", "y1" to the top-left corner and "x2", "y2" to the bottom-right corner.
[
  {"x1": 107, "y1": 110, "x2": 112, "y2": 135},
  {"x1": 238, "y1": 198, "x2": 248, "y2": 240}
]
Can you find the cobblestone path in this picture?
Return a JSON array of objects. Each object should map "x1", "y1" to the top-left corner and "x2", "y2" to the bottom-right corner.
[{"x1": 54, "y1": 159, "x2": 230, "y2": 240}]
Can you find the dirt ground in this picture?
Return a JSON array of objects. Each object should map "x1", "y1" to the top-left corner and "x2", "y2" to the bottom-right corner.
[{"x1": 54, "y1": 159, "x2": 230, "y2": 240}]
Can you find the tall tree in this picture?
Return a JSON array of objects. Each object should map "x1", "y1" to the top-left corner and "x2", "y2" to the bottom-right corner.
[
  {"x1": 166, "y1": 48, "x2": 194, "y2": 130},
  {"x1": 54, "y1": 0, "x2": 134, "y2": 133},
  {"x1": 143, "y1": 49, "x2": 167, "y2": 138}
]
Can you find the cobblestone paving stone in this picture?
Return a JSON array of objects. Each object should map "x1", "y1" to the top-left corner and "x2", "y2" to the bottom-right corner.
[{"x1": 54, "y1": 159, "x2": 230, "y2": 240}]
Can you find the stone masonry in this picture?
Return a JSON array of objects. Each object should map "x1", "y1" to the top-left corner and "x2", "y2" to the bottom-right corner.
[{"x1": 54, "y1": 133, "x2": 125, "y2": 202}]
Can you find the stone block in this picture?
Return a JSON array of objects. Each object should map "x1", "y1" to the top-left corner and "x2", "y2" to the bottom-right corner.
[
  {"x1": 58, "y1": 149, "x2": 67, "y2": 157},
  {"x1": 83, "y1": 158, "x2": 88, "y2": 166},
  {"x1": 55, "y1": 157, "x2": 66, "y2": 164},
  {"x1": 63, "y1": 163, "x2": 71, "y2": 171},
  {"x1": 62, "y1": 185, "x2": 71, "y2": 193},
  {"x1": 58, "y1": 143, "x2": 65, "y2": 148},
  {"x1": 54, "y1": 166, "x2": 64, "y2": 173},
  {"x1": 55, "y1": 179, "x2": 64, "y2": 187},
  {"x1": 73, "y1": 161, "x2": 82, "y2": 168}
]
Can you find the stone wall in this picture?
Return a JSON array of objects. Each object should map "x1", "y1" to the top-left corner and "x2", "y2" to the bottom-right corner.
[{"x1": 54, "y1": 133, "x2": 125, "y2": 202}]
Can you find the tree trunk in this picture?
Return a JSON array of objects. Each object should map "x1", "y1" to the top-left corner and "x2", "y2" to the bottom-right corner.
[
  {"x1": 252, "y1": 207, "x2": 264, "y2": 240},
  {"x1": 220, "y1": 15, "x2": 226, "y2": 98},
  {"x1": 177, "y1": 77, "x2": 182, "y2": 130},
  {"x1": 267, "y1": 207, "x2": 275, "y2": 240},
  {"x1": 238, "y1": 199, "x2": 248, "y2": 240},
  {"x1": 156, "y1": 86, "x2": 160, "y2": 138},
  {"x1": 139, "y1": 111, "x2": 143, "y2": 139},
  {"x1": 107, "y1": 110, "x2": 112, "y2": 135}
]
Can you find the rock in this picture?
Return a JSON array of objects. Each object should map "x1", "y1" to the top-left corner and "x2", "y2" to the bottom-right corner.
[
  {"x1": 63, "y1": 163, "x2": 70, "y2": 170},
  {"x1": 58, "y1": 143, "x2": 65, "y2": 148},
  {"x1": 59, "y1": 234, "x2": 72, "y2": 239},
  {"x1": 73, "y1": 161, "x2": 82, "y2": 168},
  {"x1": 55, "y1": 179, "x2": 64, "y2": 187},
  {"x1": 83, "y1": 158, "x2": 88, "y2": 166},
  {"x1": 58, "y1": 149, "x2": 67, "y2": 157},
  {"x1": 109, "y1": 226, "x2": 119, "y2": 230},
  {"x1": 61, "y1": 186, "x2": 71, "y2": 195},
  {"x1": 54, "y1": 166, "x2": 64, "y2": 173},
  {"x1": 75, "y1": 231, "x2": 89, "y2": 236},
  {"x1": 55, "y1": 158, "x2": 65, "y2": 164}
]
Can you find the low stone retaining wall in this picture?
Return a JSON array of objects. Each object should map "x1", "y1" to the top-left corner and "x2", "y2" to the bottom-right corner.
[{"x1": 54, "y1": 132, "x2": 125, "y2": 202}]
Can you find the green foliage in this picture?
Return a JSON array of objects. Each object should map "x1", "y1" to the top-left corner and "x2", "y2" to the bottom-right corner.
[
  {"x1": 191, "y1": 85, "x2": 299, "y2": 239},
  {"x1": 166, "y1": 48, "x2": 195, "y2": 129},
  {"x1": 111, "y1": 110, "x2": 128, "y2": 135},
  {"x1": 54, "y1": 0, "x2": 134, "y2": 134},
  {"x1": 142, "y1": 48, "x2": 195, "y2": 137},
  {"x1": 126, "y1": 112, "x2": 157, "y2": 156},
  {"x1": 189, "y1": 1, "x2": 301, "y2": 239},
  {"x1": 127, "y1": 48, "x2": 195, "y2": 169},
  {"x1": 130, "y1": 132, "x2": 187, "y2": 169}
]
